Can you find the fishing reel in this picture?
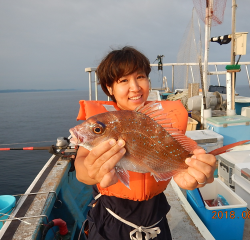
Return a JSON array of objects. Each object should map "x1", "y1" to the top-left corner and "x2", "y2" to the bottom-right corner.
[{"x1": 49, "y1": 137, "x2": 79, "y2": 173}]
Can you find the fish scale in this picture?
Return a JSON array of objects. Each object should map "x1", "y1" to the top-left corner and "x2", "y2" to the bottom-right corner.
[
  {"x1": 120, "y1": 124, "x2": 188, "y2": 173},
  {"x1": 119, "y1": 111, "x2": 190, "y2": 171}
]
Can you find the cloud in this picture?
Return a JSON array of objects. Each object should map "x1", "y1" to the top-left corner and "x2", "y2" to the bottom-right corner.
[{"x1": 0, "y1": 0, "x2": 249, "y2": 90}]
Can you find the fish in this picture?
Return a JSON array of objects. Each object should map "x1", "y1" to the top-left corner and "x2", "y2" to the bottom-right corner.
[{"x1": 69, "y1": 101, "x2": 249, "y2": 188}]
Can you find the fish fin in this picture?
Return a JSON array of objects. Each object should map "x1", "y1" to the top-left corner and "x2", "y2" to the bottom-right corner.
[
  {"x1": 135, "y1": 101, "x2": 159, "y2": 114},
  {"x1": 136, "y1": 101, "x2": 172, "y2": 125},
  {"x1": 152, "y1": 170, "x2": 182, "y2": 182},
  {"x1": 156, "y1": 119, "x2": 173, "y2": 124},
  {"x1": 135, "y1": 101, "x2": 198, "y2": 153},
  {"x1": 115, "y1": 166, "x2": 130, "y2": 189},
  {"x1": 208, "y1": 140, "x2": 250, "y2": 155},
  {"x1": 170, "y1": 132, "x2": 198, "y2": 153},
  {"x1": 134, "y1": 102, "x2": 146, "y2": 112},
  {"x1": 127, "y1": 153, "x2": 164, "y2": 179}
]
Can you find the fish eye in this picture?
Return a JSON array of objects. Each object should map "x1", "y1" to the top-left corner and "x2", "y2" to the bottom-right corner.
[
  {"x1": 93, "y1": 127, "x2": 102, "y2": 134},
  {"x1": 92, "y1": 122, "x2": 105, "y2": 134}
]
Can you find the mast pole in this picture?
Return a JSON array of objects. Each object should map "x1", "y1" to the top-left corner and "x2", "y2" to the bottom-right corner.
[
  {"x1": 230, "y1": 0, "x2": 237, "y2": 110},
  {"x1": 203, "y1": 0, "x2": 213, "y2": 105}
]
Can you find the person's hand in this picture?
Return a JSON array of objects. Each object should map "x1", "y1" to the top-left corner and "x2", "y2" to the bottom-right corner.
[
  {"x1": 75, "y1": 139, "x2": 126, "y2": 188},
  {"x1": 173, "y1": 148, "x2": 216, "y2": 190}
]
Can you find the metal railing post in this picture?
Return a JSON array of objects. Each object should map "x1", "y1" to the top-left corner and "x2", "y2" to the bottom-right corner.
[
  {"x1": 172, "y1": 65, "x2": 174, "y2": 92},
  {"x1": 94, "y1": 71, "x2": 98, "y2": 100},
  {"x1": 88, "y1": 72, "x2": 92, "y2": 100},
  {"x1": 190, "y1": 66, "x2": 195, "y2": 83},
  {"x1": 185, "y1": 65, "x2": 189, "y2": 89},
  {"x1": 245, "y1": 65, "x2": 250, "y2": 87},
  {"x1": 214, "y1": 64, "x2": 221, "y2": 86}
]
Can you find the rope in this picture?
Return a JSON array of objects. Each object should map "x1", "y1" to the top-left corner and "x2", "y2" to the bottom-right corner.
[
  {"x1": 106, "y1": 208, "x2": 162, "y2": 240},
  {"x1": 167, "y1": 90, "x2": 189, "y2": 109},
  {"x1": 0, "y1": 209, "x2": 31, "y2": 225}
]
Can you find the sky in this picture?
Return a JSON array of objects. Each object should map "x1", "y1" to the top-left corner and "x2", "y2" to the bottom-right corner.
[{"x1": 0, "y1": 0, "x2": 250, "y2": 91}]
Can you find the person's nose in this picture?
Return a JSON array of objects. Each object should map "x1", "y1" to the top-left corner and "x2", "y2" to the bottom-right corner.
[{"x1": 129, "y1": 78, "x2": 141, "y2": 92}]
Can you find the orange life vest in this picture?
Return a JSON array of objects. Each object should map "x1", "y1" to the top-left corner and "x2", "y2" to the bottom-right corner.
[{"x1": 76, "y1": 100, "x2": 188, "y2": 201}]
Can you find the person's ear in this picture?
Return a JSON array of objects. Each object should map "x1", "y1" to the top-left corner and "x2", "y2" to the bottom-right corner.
[{"x1": 106, "y1": 85, "x2": 113, "y2": 95}]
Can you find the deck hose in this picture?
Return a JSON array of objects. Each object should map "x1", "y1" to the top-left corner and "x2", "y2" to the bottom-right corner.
[{"x1": 42, "y1": 218, "x2": 70, "y2": 240}]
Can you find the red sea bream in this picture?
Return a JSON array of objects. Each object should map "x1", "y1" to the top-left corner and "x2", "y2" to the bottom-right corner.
[
  {"x1": 69, "y1": 102, "x2": 199, "y2": 188},
  {"x1": 69, "y1": 101, "x2": 248, "y2": 188}
]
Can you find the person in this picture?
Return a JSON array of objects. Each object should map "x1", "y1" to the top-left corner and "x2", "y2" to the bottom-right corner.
[{"x1": 74, "y1": 46, "x2": 216, "y2": 240}]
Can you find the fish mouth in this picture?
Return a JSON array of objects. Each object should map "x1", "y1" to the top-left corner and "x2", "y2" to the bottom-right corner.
[
  {"x1": 69, "y1": 128, "x2": 83, "y2": 145},
  {"x1": 129, "y1": 95, "x2": 142, "y2": 100}
]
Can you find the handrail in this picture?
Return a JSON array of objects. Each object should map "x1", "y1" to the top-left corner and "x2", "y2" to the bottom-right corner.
[
  {"x1": 85, "y1": 62, "x2": 250, "y2": 100},
  {"x1": 150, "y1": 62, "x2": 250, "y2": 66}
]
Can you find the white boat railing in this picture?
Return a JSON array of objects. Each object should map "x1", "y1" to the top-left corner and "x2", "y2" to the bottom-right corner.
[{"x1": 85, "y1": 61, "x2": 250, "y2": 101}]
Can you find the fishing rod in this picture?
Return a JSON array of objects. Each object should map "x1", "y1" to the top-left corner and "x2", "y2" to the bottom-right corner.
[
  {"x1": 0, "y1": 137, "x2": 78, "y2": 172},
  {"x1": 0, "y1": 137, "x2": 74, "y2": 152},
  {"x1": 0, "y1": 145, "x2": 78, "y2": 160},
  {"x1": 0, "y1": 146, "x2": 75, "y2": 151}
]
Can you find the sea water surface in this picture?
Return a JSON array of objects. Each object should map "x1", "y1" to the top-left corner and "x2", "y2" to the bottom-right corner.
[
  {"x1": 0, "y1": 87, "x2": 250, "y2": 195},
  {"x1": 0, "y1": 90, "x2": 107, "y2": 195}
]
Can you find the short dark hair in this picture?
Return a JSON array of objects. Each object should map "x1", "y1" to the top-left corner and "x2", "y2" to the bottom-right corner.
[{"x1": 97, "y1": 46, "x2": 151, "y2": 101}]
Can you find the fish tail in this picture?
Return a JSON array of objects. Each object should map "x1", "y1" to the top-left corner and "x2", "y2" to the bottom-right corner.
[{"x1": 208, "y1": 140, "x2": 250, "y2": 155}]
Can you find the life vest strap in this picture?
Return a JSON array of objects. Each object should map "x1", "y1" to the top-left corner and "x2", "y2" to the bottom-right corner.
[
  {"x1": 106, "y1": 207, "x2": 162, "y2": 240},
  {"x1": 103, "y1": 104, "x2": 117, "y2": 111},
  {"x1": 94, "y1": 193, "x2": 102, "y2": 200}
]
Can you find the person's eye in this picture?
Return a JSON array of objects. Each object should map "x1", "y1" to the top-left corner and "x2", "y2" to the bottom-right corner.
[
  {"x1": 138, "y1": 75, "x2": 146, "y2": 79},
  {"x1": 118, "y1": 79, "x2": 127, "y2": 83}
]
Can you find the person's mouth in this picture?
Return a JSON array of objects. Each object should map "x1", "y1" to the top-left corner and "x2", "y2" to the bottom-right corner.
[{"x1": 129, "y1": 95, "x2": 142, "y2": 100}]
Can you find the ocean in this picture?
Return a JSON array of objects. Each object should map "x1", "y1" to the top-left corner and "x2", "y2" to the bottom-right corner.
[
  {"x1": 0, "y1": 87, "x2": 250, "y2": 196},
  {"x1": 0, "y1": 90, "x2": 107, "y2": 195}
]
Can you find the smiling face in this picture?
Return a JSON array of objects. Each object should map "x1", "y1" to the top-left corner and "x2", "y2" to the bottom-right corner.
[
  {"x1": 106, "y1": 71, "x2": 149, "y2": 110},
  {"x1": 96, "y1": 47, "x2": 151, "y2": 103}
]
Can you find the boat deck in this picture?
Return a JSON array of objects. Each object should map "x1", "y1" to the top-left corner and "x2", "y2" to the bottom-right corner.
[
  {"x1": 244, "y1": 218, "x2": 250, "y2": 239},
  {"x1": 164, "y1": 180, "x2": 215, "y2": 240},
  {"x1": 1, "y1": 155, "x2": 250, "y2": 239},
  {"x1": 165, "y1": 179, "x2": 250, "y2": 240}
]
